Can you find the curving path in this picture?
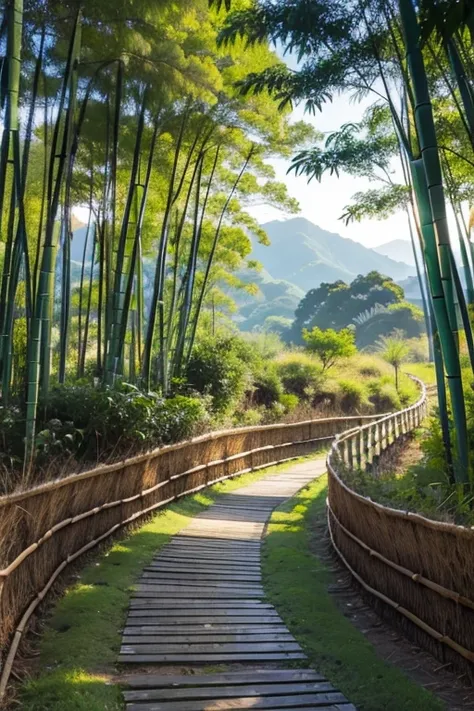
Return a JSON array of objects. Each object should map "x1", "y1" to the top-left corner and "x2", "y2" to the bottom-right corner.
[{"x1": 118, "y1": 457, "x2": 356, "y2": 710}]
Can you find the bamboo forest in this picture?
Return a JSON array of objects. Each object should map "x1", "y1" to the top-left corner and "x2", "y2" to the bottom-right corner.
[{"x1": 2, "y1": 0, "x2": 474, "y2": 709}]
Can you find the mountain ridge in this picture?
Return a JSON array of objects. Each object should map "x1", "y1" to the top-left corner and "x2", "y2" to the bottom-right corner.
[{"x1": 252, "y1": 217, "x2": 415, "y2": 290}]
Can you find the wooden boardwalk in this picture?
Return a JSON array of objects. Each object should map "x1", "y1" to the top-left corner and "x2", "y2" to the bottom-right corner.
[{"x1": 119, "y1": 459, "x2": 356, "y2": 710}]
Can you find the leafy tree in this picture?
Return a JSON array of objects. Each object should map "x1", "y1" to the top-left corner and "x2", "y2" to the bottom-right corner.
[
  {"x1": 290, "y1": 272, "x2": 405, "y2": 344},
  {"x1": 354, "y1": 302, "x2": 425, "y2": 348},
  {"x1": 376, "y1": 333, "x2": 410, "y2": 391},
  {"x1": 303, "y1": 326, "x2": 356, "y2": 371}
]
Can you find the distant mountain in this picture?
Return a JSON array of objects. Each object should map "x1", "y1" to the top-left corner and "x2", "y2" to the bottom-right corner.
[
  {"x1": 373, "y1": 239, "x2": 415, "y2": 266},
  {"x1": 237, "y1": 218, "x2": 416, "y2": 331},
  {"x1": 251, "y1": 218, "x2": 415, "y2": 293}
]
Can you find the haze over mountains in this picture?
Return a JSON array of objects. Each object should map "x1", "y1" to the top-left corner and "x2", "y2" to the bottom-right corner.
[
  {"x1": 239, "y1": 218, "x2": 416, "y2": 330},
  {"x1": 373, "y1": 238, "x2": 415, "y2": 266},
  {"x1": 252, "y1": 218, "x2": 415, "y2": 290},
  {"x1": 68, "y1": 215, "x2": 418, "y2": 331}
]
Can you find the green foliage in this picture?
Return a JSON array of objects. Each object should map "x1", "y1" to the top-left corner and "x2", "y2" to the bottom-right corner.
[
  {"x1": 279, "y1": 392, "x2": 299, "y2": 412},
  {"x1": 355, "y1": 302, "x2": 425, "y2": 349},
  {"x1": 252, "y1": 364, "x2": 283, "y2": 407},
  {"x1": 43, "y1": 384, "x2": 208, "y2": 459},
  {"x1": 338, "y1": 379, "x2": 371, "y2": 413},
  {"x1": 275, "y1": 353, "x2": 323, "y2": 399},
  {"x1": 262, "y1": 315, "x2": 293, "y2": 336},
  {"x1": 185, "y1": 335, "x2": 252, "y2": 413},
  {"x1": 376, "y1": 333, "x2": 410, "y2": 390},
  {"x1": 303, "y1": 326, "x2": 356, "y2": 371},
  {"x1": 290, "y1": 272, "x2": 406, "y2": 345},
  {"x1": 367, "y1": 380, "x2": 402, "y2": 412}
]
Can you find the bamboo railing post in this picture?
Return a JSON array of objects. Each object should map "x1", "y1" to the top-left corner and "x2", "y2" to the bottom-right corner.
[
  {"x1": 342, "y1": 438, "x2": 349, "y2": 468},
  {"x1": 356, "y1": 429, "x2": 362, "y2": 470},
  {"x1": 347, "y1": 436, "x2": 354, "y2": 470},
  {"x1": 364, "y1": 428, "x2": 371, "y2": 469}
]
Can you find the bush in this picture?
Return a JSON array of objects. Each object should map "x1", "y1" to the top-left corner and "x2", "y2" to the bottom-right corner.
[
  {"x1": 367, "y1": 380, "x2": 401, "y2": 412},
  {"x1": 153, "y1": 395, "x2": 209, "y2": 443},
  {"x1": 42, "y1": 384, "x2": 209, "y2": 458},
  {"x1": 234, "y1": 408, "x2": 263, "y2": 426},
  {"x1": 251, "y1": 365, "x2": 283, "y2": 407},
  {"x1": 358, "y1": 364, "x2": 382, "y2": 377},
  {"x1": 338, "y1": 379, "x2": 371, "y2": 413},
  {"x1": 279, "y1": 393, "x2": 299, "y2": 412},
  {"x1": 276, "y1": 354, "x2": 323, "y2": 399},
  {"x1": 186, "y1": 335, "x2": 252, "y2": 413}
]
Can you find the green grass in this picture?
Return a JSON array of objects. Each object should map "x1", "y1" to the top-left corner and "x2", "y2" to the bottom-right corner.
[
  {"x1": 262, "y1": 474, "x2": 445, "y2": 711},
  {"x1": 405, "y1": 362, "x2": 436, "y2": 386},
  {"x1": 18, "y1": 456, "x2": 319, "y2": 711}
]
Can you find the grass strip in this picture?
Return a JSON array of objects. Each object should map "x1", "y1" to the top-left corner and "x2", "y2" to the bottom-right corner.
[
  {"x1": 18, "y1": 456, "x2": 319, "y2": 711},
  {"x1": 262, "y1": 473, "x2": 445, "y2": 711}
]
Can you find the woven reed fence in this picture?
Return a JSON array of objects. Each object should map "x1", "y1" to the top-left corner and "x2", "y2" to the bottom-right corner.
[
  {"x1": 0, "y1": 412, "x2": 385, "y2": 697},
  {"x1": 328, "y1": 377, "x2": 474, "y2": 679}
]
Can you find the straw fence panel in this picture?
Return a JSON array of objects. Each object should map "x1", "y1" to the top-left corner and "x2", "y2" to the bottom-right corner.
[
  {"x1": 328, "y1": 378, "x2": 474, "y2": 678},
  {"x1": 0, "y1": 412, "x2": 381, "y2": 694}
]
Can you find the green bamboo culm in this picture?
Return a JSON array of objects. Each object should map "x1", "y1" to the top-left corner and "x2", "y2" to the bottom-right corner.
[
  {"x1": 24, "y1": 10, "x2": 82, "y2": 475},
  {"x1": 411, "y1": 158, "x2": 469, "y2": 483},
  {"x1": 400, "y1": 0, "x2": 470, "y2": 483},
  {"x1": 399, "y1": 0, "x2": 459, "y2": 339},
  {"x1": 0, "y1": 0, "x2": 23, "y2": 401}
]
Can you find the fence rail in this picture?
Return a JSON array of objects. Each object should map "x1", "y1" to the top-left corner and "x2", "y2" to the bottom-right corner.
[
  {"x1": 0, "y1": 411, "x2": 384, "y2": 698},
  {"x1": 327, "y1": 377, "x2": 474, "y2": 678}
]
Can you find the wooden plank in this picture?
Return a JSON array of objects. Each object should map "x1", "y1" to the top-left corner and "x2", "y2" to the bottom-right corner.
[
  {"x1": 153, "y1": 554, "x2": 261, "y2": 564},
  {"x1": 127, "y1": 608, "x2": 279, "y2": 617},
  {"x1": 124, "y1": 692, "x2": 346, "y2": 710},
  {"x1": 128, "y1": 600, "x2": 271, "y2": 609},
  {"x1": 123, "y1": 682, "x2": 336, "y2": 702},
  {"x1": 142, "y1": 571, "x2": 262, "y2": 581},
  {"x1": 118, "y1": 652, "x2": 306, "y2": 664},
  {"x1": 140, "y1": 573, "x2": 263, "y2": 594},
  {"x1": 120, "y1": 642, "x2": 302, "y2": 654},
  {"x1": 173, "y1": 535, "x2": 261, "y2": 544},
  {"x1": 145, "y1": 563, "x2": 261, "y2": 573},
  {"x1": 123, "y1": 626, "x2": 290, "y2": 635},
  {"x1": 161, "y1": 544, "x2": 261, "y2": 553},
  {"x1": 121, "y1": 634, "x2": 295, "y2": 644},
  {"x1": 134, "y1": 588, "x2": 264, "y2": 598},
  {"x1": 126, "y1": 704, "x2": 353, "y2": 711},
  {"x1": 121, "y1": 670, "x2": 325, "y2": 689},
  {"x1": 140, "y1": 573, "x2": 262, "y2": 584},
  {"x1": 125, "y1": 618, "x2": 282, "y2": 628}
]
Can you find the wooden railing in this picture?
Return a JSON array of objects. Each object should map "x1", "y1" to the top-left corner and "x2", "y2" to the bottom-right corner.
[
  {"x1": 0, "y1": 411, "x2": 385, "y2": 698},
  {"x1": 327, "y1": 377, "x2": 474, "y2": 680}
]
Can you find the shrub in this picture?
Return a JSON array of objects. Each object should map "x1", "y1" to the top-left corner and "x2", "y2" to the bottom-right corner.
[
  {"x1": 186, "y1": 335, "x2": 251, "y2": 413},
  {"x1": 153, "y1": 395, "x2": 209, "y2": 443},
  {"x1": 279, "y1": 393, "x2": 299, "y2": 412},
  {"x1": 43, "y1": 384, "x2": 209, "y2": 458},
  {"x1": 251, "y1": 365, "x2": 283, "y2": 407},
  {"x1": 338, "y1": 379, "x2": 370, "y2": 413},
  {"x1": 276, "y1": 354, "x2": 323, "y2": 399},
  {"x1": 358, "y1": 364, "x2": 382, "y2": 377},
  {"x1": 235, "y1": 408, "x2": 263, "y2": 426},
  {"x1": 367, "y1": 380, "x2": 401, "y2": 412}
]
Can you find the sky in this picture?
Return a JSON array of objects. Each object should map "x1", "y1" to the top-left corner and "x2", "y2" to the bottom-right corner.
[{"x1": 249, "y1": 93, "x2": 409, "y2": 250}]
